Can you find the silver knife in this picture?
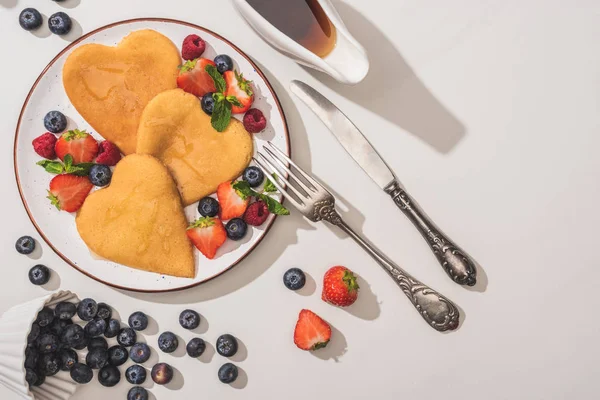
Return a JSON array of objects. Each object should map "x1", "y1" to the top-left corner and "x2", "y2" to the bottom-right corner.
[{"x1": 290, "y1": 80, "x2": 477, "y2": 286}]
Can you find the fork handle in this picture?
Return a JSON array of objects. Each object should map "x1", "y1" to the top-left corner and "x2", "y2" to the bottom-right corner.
[
  {"x1": 384, "y1": 181, "x2": 477, "y2": 286},
  {"x1": 323, "y1": 211, "x2": 460, "y2": 332}
]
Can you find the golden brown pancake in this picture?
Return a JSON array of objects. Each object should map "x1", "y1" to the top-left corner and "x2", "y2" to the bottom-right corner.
[
  {"x1": 63, "y1": 29, "x2": 181, "y2": 155},
  {"x1": 136, "y1": 89, "x2": 253, "y2": 206},
  {"x1": 76, "y1": 154, "x2": 195, "y2": 278}
]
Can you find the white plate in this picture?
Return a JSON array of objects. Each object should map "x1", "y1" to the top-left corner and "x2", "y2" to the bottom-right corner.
[{"x1": 14, "y1": 18, "x2": 290, "y2": 292}]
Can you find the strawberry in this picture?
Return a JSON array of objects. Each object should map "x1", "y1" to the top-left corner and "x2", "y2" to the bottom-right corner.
[
  {"x1": 177, "y1": 58, "x2": 217, "y2": 97},
  {"x1": 186, "y1": 217, "x2": 227, "y2": 259},
  {"x1": 47, "y1": 174, "x2": 93, "y2": 213},
  {"x1": 293, "y1": 309, "x2": 331, "y2": 351},
  {"x1": 224, "y1": 70, "x2": 254, "y2": 114},
  {"x1": 54, "y1": 129, "x2": 98, "y2": 164},
  {"x1": 217, "y1": 181, "x2": 249, "y2": 220},
  {"x1": 322, "y1": 266, "x2": 360, "y2": 307}
]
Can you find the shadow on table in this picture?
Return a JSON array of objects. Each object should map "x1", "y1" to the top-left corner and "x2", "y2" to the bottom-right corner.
[{"x1": 304, "y1": 1, "x2": 466, "y2": 154}]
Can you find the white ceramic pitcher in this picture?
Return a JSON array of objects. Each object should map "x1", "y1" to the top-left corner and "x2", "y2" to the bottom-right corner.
[{"x1": 232, "y1": 0, "x2": 369, "y2": 84}]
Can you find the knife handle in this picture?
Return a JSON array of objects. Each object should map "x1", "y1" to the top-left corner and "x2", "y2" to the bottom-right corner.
[{"x1": 384, "y1": 181, "x2": 477, "y2": 286}]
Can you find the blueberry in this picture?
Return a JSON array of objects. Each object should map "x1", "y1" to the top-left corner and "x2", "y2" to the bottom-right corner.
[
  {"x1": 225, "y1": 218, "x2": 247, "y2": 241},
  {"x1": 107, "y1": 345, "x2": 128, "y2": 366},
  {"x1": 198, "y1": 196, "x2": 219, "y2": 217},
  {"x1": 96, "y1": 303, "x2": 112, "y2": 320},
  {"x1": 38, "y1": 353, "x2": 61, "y2": 376},
  {"x1": 128, "y1": 311, "x2": 148, "y2": 331},
  {"x1": 25, "y1": 368, "x2": 39, "y2": 387},
  {"x1": 54, "y1": 302, "x2": 76, "y2": 320},
  {"x1": 84, "y1": 318, "x2": 107, "y2": 337},
  {"x1": 242, "y1": 166, "x2": 264, "y2": 188},
  {"x1": 89, "y1": 164, "x2": 112, "y2": 187},
  {"x1": 87, "y1": 337, "x2": 108, "y2": 351},
  {"x1": 48, "y1": 12, "x2": 72, "y2": 35},
  {"x1": 130, "y1": 342, "x2": 151, "y2": 364},
  {"x1": 157, "y1": 331, "x2": 178, "y2": 353},
  {"x1": 37, "y1": 333, "x2": 59, "y2": 354},
  {"x1": 128, "y1": 386, "x2": 149, "y2": 400},
  {"x1": 214, "y1": 54, "x2": 234, "y2": 74},
  {"x1": 201, "y1": 93, "x2": 216, "y2": 115},
  {"x1": 28, "y1": 264, "x2": 50, "y2": 285},
  {"x1": 36, "y1": 307, "x2": 54, "y2": 328},
  {"x1": 59, "y1": 348, "x2": 78, "y2": 371},
  {"x1": 151, "y1": 363, "x2": 173, "y2": 385},
  {"x1": 117, "y1": 327, "x2": 137, "y2": 347},
  {"x1": 216, "y1": 334, "x2": 238, "y2": 357},
  {"x1": 98, "y1": 365, "x2": 121, "y2": 387},
  {"x1": 77, "y1": 298, "x2": 98, "y2": 321},
  {"x1": 283, "y1": 268, "x2": 306, "y2": 290},
  {"x1": 179, "y1": 309, "x2": 200, "y2": 330},
  {"x1": 15, "y1": 236, "x2": 35, "y2": 255},
  {"x1": 27, "y1": 323, "x2": 40, "y2": 344},
  {"x1": 73, "y1": 336, "x2": 89, "y2": 350},
  {"x1": 48, "y1": 318, "x2": 72, "y2": 336},
  {"x1": 218, "y1": 363, "x2": 238, "y2": 383},
  {"x1": 60, "y1": 324, "x2": 85, "y2": 348},
  {"x1": 186, "y1": 338, "x2": 206, "y2": 358},
  {"x1": 25, "y1": 347, "x2": 39, "y2": 369},
  {"x1": 33, "y1": 372, "x2": 45, "y2": 387},
  {"x1": 70, "y1": 363, "x2": 93, "y2": 384},
  {"x1": 43, "y1": 111, "x2": 67, "y2": 133},
  {"x1": 126, "y1": 365, "x2": 147, "y2": 384},
  {"x1": 104, "y1": 319, "x2": 120, "y2": 338},
  {"x1": 86, "y1": 347, "x2": 109, "y2": 369},
  {"x1": 19, "y1": 8, "x2": 42, "y2": 31}
]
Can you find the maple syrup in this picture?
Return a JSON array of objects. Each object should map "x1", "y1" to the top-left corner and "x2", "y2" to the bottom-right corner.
[{"x1": 247, "y1": 0, "x2": 337, "y2": 58}]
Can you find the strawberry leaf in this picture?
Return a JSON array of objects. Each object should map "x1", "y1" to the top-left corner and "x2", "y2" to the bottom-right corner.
[
  {"x1": 188, "y1": 216, "x2": 216, "y2": 229},
  {"x1": 37, "y1": 160, "x2": 64, "y2": 175},
  {"x1": 263, "y1": 173, "x2": 278, "y2": 193},
  {"x1": 211, "y1": 99, "x2": 232, "y2": 132},
  {"x1": 179, "y1": 59, "x2": 198, "y2": 74},
  {"x1": 64, "y1": 129, "x2": 88, "y2": 141},
  {"x1": 205, "y1": 64, "x2": 226, "y2": 93},
  {"x1": 226, "y1": 95, "x2": 243, "y2": 107},
  {"x1": 235, "y1": 70, "x2": 253, "y2": 97},
  {"x1": 47, "y1": 191, "x2": 61, "y2": 210}
]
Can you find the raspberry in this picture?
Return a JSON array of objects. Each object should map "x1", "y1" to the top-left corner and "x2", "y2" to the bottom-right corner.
[
  {"x1": 95, "y1": 141, "x2": 121, "y2": 166},
  {"x1": 181, "y1": 34, "x2": 206, "y2": 61},
  {"x1": 32, "y1": 132, "x2": 57, "y2": 159},
  {"x1": 243, "y1": 201, "x2": 269, "y2": 226},
  {"x1": 243, "y1": 108, "x2": 267, "y2": 133}
]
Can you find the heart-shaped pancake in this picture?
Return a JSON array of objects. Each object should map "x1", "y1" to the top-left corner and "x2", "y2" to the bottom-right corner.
[
  {"x1": 76, "y1": 154, "x2": 195, "y2": 278},
  {"x1": 63, "y1": 29, "x2": 181, "y2": 155},
  {"x1": 137, "y1": 89, "x2": 253, "y2": 206}
]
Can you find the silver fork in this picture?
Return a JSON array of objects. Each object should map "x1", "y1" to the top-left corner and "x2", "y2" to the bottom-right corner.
[{"x1": 255, "y1": 142, "x2": 460, "y2": 332}]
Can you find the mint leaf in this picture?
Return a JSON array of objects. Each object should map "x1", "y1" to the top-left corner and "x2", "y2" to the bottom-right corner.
[
  {"x1": 205, "y1": 64, "x2": 226, "y2": 93},
  {"x1": 232, "y1": 181, "x2": 290, "y2": 215},
  {"x1": 226, "y1": 95, "x2": 243, "y2": 108},
  {"x1": 37, "y1": 160, "x2": 64, "y2": 175},
  {"x1": 211, "y1": 99, "x2": 232, "y2": 132},
  {"x1": 63, "y1": 154, "x2": 73, "y2": 171},
  {"x1": 68, "y1": 163, "x2": 94, "y2": 177},
  {"x1": 264, "y1": 173, "x2": 278, "y2": 193}
]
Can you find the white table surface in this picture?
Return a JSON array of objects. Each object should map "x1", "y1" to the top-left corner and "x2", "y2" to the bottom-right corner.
[{"x1": 1, "y1": 1, "x2": 599, "y2": 399}]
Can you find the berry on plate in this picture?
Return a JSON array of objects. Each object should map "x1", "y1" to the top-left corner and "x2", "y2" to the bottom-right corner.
[
  {"x1": 322, "y1": 266, "x2": 360, "y2": 307},
  {"x1": 47, "y1": 174, "x2": 93, "y2": 212},
  {"x1": 224, "y1": 70, "x2": 254, "y2": 114},
  {"x1": 32, "y1": 133, "x2": 57, "y2": 159},
  {"x1": 242, "y1": 166, "x2": 264, "y2": 187},
  {"x1": 283, "y1": 268, "x2": 306, "y2": 290},
  {"x1": 95, "y1": 141, "x2": 121, "y2": 166},
  {"x1": 55, "y1": 129, "x2": 98, "y2": 164},
  {"x1": 89, "y1": 164, "x2": 112, "y2": 187},
  {"x1": 182, "y1": 34, "x2": 206, "y2": 60},
  {"x1": 29, "y1": 264, "x2": 50, "y2": 286},
  {"x1": 198, "y1": 196, "x2": 219, "y2": 217},
  {"x1": 217, "y1": 181, "x2": 249, "y2": 220},
  {"x1": 15, "y1": 235, "x2": 35, "y2": 255},
  {"x1": 44, "y1": 111, "x2": 67, "y2": 134},
  {"x1": 214, "y1": 54, "x2": 234, "y2": 74},
  {"x1": 48, "y1": 12, "x2": 72, "y2": 35},
  {"x1": 225, "y1": 218, "x2": 247, "y2": 241},
  {"x1": 19, "y1": 8, "x2": 43, "y2": 31},
  {"x1": 243, "y1": 108, "x2": 267, "y2": 133},
  {"x1": 293, "y1": 309, "x2": 331, "y2": 351},
  {"x1": 177, "y1": 58, "x2": 217, "y2": 97},
  {"x1": 186, "y1": 217, "x2": 227, "y2": 259},
  {"x1": 218, "y1": 363, "x2": 238, "y2": 384},
  {"x1": 244, "y1": 200, "x2": 270, "y2": 226}
]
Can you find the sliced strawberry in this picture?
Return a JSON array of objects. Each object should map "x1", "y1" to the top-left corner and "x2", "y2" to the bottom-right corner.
[
  {"x1": 186, "y1": 217, "x2": 227, "y2": 259},
  {"x1": 54, "y1": 129, "x2": 98, "y2": 164},
  {"x1": 293, "y1": 309, "x2": 331, "y2": 351},
  {"x1": 177, "y1": 58, "x2": 217, "y2": 97},
  {"x1": 217, "y1": 181, "x2": 249, "y2": 220},
  {"x1": 224, "y1": 70, "x2": 254, "y2": 114},
  {"x1": 47, "y1": 174, "x2": 93, "y2": 213}
]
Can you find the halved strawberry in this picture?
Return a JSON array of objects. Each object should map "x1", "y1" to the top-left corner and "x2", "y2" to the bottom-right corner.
[
  {"x1": 224, "y1": 70, "x2": 254, "y2": 114},
  {"x1": 47, "y1": 174, "x2": 93, "y2": 213},
  {"x1": 293, "y1": 309, "x2": 331, "y2": 351},
  {"x1": 217, "y1": 181, "x2": 249, "y2": 220},
  {"x1": 186, "y1": 217, "x2": 227, "y2": 259},
  {"x1": 54, "y1": 129, "x2": 98, "y2": 164},
  {"x1": 177, "y1": 58, "x2": 217, "y2": 97}
]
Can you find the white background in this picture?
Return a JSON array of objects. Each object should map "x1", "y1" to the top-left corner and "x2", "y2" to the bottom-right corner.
[{"x1": 1, "y1": 1, "x2": 599, "y2": 399}]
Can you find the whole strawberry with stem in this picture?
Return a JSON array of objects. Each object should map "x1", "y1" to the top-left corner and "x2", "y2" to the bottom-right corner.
[{"x1": 322, "y1": 266, "x2": 360, "y2": 307}]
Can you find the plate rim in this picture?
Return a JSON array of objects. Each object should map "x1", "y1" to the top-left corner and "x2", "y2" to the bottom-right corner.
[{"x1": 13, "y1": 17, "x2": 291, "y2": 293}]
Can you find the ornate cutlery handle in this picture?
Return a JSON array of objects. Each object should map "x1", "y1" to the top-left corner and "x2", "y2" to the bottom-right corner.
[
  {"x1": 384, "y1": 181, "x2": 477, "y2": 286},
  {"x1": 328, "y1": 215, "x2": 460, "y2": 332}
]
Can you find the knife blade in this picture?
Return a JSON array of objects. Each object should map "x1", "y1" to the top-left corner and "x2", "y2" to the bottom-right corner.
[{"x1": 289, "y1": 80, "x2": 395, "y2": 190}]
